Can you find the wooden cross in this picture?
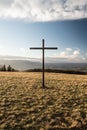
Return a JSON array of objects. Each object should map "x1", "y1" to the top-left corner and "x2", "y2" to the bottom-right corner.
[{"x1": 30, "y1": 39, "x2": 58, "y2": 88}]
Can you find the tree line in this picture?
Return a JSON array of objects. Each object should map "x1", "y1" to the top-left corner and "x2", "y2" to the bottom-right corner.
[
  {"x1": 25, "y1": 68, "x2": 87, "y2": 75},
  {"x1": 0, "y1": 65, "x2": 16, "y2": 72}
]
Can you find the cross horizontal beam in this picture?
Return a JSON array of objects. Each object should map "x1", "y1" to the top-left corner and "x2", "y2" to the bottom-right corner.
[{"x1": 30, "y1": 47, "x2": 58, "y2": 50}]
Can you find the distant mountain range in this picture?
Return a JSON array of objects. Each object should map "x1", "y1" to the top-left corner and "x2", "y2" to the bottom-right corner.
[
  {"x1": 0, "y1": 55, "x2": 87, "y2": 71},
  {"x1": 0, "y1": 60, "x2": 41, "y2": 70}
]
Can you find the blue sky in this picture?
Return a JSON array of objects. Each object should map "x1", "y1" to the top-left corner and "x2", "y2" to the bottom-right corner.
[{"x1": 0, "y1": 0, "x2": 87, "y2": 62}]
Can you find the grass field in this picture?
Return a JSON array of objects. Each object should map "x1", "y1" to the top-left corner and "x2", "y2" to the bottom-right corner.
[{"x1": 0, "y1": 72, "x2": 87, "y2": 130}]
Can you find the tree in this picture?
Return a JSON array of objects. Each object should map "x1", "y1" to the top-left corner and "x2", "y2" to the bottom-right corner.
[
  {"x1": 3, "y1": 65, "x2": 6, "y2": 71},
  {"x1": 7, "y1": 65, "x2": 12, "y2": 71},
  {"x1": 0, "y1": 65, "x2": 6, "y2": 71},
  {"x1": 11, "y1": 68, "x2": 15, "y2": 72}
]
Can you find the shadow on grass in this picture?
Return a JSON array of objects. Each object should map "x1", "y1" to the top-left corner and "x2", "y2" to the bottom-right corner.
[{"x1": 32, "y1": 84, "x2": 54, "y2": 90}]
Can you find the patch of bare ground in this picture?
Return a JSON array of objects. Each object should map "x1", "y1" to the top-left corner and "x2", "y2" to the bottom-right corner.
[{"x1": 0, "y1": 72, "x2": 87, "y2": 130}]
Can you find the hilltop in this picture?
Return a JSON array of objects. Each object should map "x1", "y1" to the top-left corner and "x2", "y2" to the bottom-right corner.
[{"x1": 0, "y1": 72, "x2": 87, "y2": 129}]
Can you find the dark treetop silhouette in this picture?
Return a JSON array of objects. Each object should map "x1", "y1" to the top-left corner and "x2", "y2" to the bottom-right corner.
[{"x1": 30, "y1": 39, "x2": 58, "y2": 88}]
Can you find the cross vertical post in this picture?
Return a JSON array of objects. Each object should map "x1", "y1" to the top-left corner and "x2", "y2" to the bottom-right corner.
[
  {"x1": 42, "y1": 39, "x2": 45, "y2": 88},
  {"x1": 30, "y1": 39, "x2": 58, "y2": 88}
]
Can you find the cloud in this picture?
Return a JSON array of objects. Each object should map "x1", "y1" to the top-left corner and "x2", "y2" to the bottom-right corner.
[
  {"x1": 0, "y1": 0, "x2": 87, "y2": 22},
  {"x1": 82, "y1": 57, "x2": 86, "y2": 60},
  {"x1": 60, "y1": 48, "x2": 80, "y2": 58},
  {"x1": 51, "y1": 48, "x2": 87, "y2": 62},
  {"x1": 0, "y1": 55, "x2": 33, "y2": 60},
  {"x1": 73, "y1": 50, "x2": 80, "y2": 56},
  {"x1": 0, "y1": 0, "x2": 13, "y2": 7},
  {"x1": 66, "y1": 48, "x2": 72, "y2": 51},
  {"x1": 59, "y1": 49, "x2": 80, "y2": 59},
  {"x1": 60, "y1": 51, "x2": 67, "y2": 57},
  {"x1": 47, "y1": 47, "x2": 87, "y2": 63}
]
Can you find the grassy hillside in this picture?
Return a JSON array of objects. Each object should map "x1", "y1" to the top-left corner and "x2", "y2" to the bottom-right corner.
[{"x1": 0, "y1": 72, "x2": 87, "y2": 130}]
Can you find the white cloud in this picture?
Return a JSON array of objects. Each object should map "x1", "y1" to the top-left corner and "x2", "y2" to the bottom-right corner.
[
  {"x1": 0, "y1": 0, "x2": 86, "y2": 22},
  {"x1": 51, "y1": 48, "x2": 86, "y2": 62},
  {"x1": 73, "y1": 50, "x2": 80, "y2": 56},
  {"x1": 60, "y1": 51, "x2": 67, "y2": 57},
  {"x1": 66, "y1": 48, "x2": 72, "y2": 51},
  {"x1": 82, "y1": 57, "x2": 86, "y2": 60},
  {"x1": 60, "y1": 49, "x2": 80, "y2": 59}
]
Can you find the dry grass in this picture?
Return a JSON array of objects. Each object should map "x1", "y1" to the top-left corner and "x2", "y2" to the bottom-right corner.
[{"x1": 0, "y1": 72, "x2": 87, "y2": 130}]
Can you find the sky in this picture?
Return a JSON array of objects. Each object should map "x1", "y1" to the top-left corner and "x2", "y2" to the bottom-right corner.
[{"x1": 0, "y1": 0, "x2": 87, "y2": 63}]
